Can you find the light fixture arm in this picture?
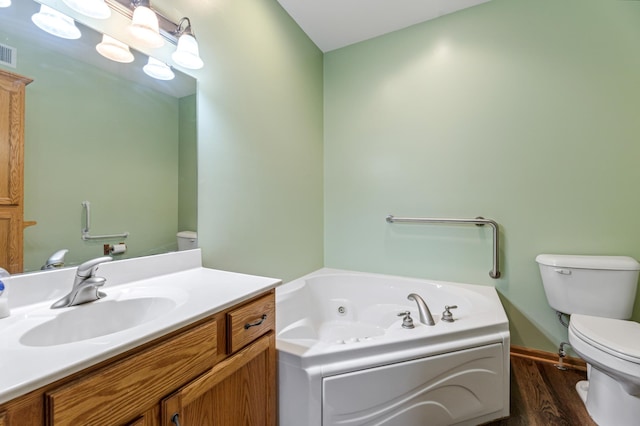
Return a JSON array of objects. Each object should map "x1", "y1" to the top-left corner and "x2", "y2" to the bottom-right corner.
[
  {"x1": 173, "y1": 17, "x2": 195, "y2": 39},
  {"x1": 131, "y1": 0, "x2": 151, "y2": 8}
]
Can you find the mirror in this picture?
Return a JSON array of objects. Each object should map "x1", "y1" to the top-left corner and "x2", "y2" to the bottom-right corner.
[{"x1": 0, "y1": 1, "x2": 197, "y2": 273}]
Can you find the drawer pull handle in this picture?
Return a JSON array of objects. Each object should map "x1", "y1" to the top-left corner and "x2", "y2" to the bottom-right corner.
[{"x1": 244, "y1": 314, "x2": 267, "y2": 329}]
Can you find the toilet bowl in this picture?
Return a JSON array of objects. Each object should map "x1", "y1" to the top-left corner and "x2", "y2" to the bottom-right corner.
[
  {"x1": 568, "y1": 314, "x2": 640, "y2": 426},
  {"x1": 177, "y1": 231, "x2": 197, "y2": 251},
  {"x1": 536, "y1": 254, "x2": 640, "y2": 426}
]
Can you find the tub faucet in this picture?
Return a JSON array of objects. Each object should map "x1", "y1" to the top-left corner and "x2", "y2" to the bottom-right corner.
[
  {"x1": 51, "y1": 256, "x2": 113, "y2": 309},
  {"x1": 407, "y1": 293, "x2": 435, "y2": 326}
]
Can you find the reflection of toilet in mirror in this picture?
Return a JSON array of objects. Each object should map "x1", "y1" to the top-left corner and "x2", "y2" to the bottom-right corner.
[
  {"x1": 536, "y1": 254, "x2": 640, "y2": 426},
  {"x1": 177, "y1": 231, "x2": 198, "y2": 251}
]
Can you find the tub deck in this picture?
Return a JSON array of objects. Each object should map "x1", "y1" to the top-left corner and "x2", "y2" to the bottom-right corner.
[{"x1": 276, "y1": 268, "x2": 510, "y2": 426}]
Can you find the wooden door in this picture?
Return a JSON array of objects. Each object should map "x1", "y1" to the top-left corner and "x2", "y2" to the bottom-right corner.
[
  {"x1": 162, "y1": 333, "x2": 276, "y2": 426},
  {"x1": 0, "y1": 69, "x2": 32, "y2": 274}
]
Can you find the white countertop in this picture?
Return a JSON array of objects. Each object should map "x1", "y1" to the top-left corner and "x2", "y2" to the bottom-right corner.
[{"x1": 0, "y1": 249, "x2": 281, "y2": 404}]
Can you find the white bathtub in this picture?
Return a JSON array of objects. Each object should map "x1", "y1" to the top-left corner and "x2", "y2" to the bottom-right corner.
[{"x1": 276, "y1": 268, "x2": 510, "y2": 426}]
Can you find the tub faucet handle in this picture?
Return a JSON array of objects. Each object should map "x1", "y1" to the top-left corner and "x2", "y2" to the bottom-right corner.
[
  {"x1": 397, "y1": 311, "x2": 415, "y2": 329},
  {"x1": 441, "y1": 305, "x2": 458, "y2": 322}
]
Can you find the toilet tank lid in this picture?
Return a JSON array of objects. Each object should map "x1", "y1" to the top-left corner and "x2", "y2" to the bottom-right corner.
[
  {"x1": 536, "y1": 254, "x2": 640, "y2": 271},
  {"x1": 177, "y1": 231, "x2": 197, "y2": 239}
]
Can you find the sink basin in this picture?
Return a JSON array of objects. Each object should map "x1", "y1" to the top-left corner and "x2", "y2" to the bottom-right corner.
[{"x1": 20, "y1": 297, "x2": 176, "y2": 347}]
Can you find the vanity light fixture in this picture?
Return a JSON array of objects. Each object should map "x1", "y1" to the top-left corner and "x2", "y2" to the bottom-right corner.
[
  {"x1": 171, "y1": 17, "x2": 203, "y2": 70},
  {"x1": 96, "y1": 34, "x2": 134, "y2": 63},
  {"x1": 129, "y1": 0, "x2": 164, "y2": 48},
  {"x1": 62, "y1": 0, "x2": 111, "y2": 20},
  {"x1": 143, "y1": 57, "x2": 174, "y2": 80},
  {"x1": 0, "y1": 0, "x2": 11, "y2": 9},
  {"x1": 31, "y1": 4, "x2": 81, "y2": 40}
]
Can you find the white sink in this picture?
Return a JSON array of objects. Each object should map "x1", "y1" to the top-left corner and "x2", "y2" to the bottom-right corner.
[{"x1": 19, "y1": 296, "x2": 177, "y2": 346}]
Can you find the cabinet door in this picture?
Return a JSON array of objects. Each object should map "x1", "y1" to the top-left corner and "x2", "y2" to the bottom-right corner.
[
  {"x1": 0, "y1": 69, "x2": 32, "y2": 274},
  {"x1": 0, "y1": 210, "x2": 21, "y2": 274},
  {"x1": 162, "y1": 333, "x2": 276, "y2": 426}
]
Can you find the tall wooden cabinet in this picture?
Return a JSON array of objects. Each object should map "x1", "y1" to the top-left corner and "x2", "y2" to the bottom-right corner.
[{"x1": 0, "y1": 69, "x2": 32, "y2": 274}]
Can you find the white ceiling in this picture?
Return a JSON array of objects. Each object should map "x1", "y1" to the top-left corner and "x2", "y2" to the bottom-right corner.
[{"x1": 277, "y1": 0, "x2": 491, "y2": 52}]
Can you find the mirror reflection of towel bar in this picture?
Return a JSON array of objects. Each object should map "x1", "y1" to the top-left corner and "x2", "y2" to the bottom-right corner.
[
  {"x1": 81, "y1": 201, "x2": 129, "y2": 241},
  {"x1": 386, "y1": 214, "x2": 501, "y2": 279}
]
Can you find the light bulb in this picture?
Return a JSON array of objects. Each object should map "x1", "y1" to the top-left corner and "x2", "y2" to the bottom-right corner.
[
  {"x1": 96, "y1": 35, "x2": 134, "y2": 63},
  {"x1": 31, "y1": 5, "x2": 81, "y2": 40},
  {"x1": 129, "y1": 6, "x2": 164, "y2": 48},
  {"x1": 143, "y1": 57, "x2": 174, "y2": 80},
  {"x1": 62, "y1": 0, "x2": 111, "y2": 20},
  {"x1": 172, "y1": 34, "x2": 203, "y2": 70}
]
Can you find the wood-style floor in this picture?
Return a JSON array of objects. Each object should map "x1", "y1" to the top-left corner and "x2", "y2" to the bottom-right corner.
[{"x1": 486, "y1": 356, "x2": 596, "y2": 426}]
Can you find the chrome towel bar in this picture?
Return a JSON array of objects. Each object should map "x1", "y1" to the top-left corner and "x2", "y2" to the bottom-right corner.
[
  {"x1": 81, "y1": 201, "x2": 129, "y2": 241},
  {"x1": 386, "y1": 215, "x2": 501, "y2": 279}
]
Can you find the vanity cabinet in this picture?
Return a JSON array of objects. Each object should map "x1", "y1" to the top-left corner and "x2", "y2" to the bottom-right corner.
[
  {"x1": 0, "y1": 290, "x2": 276, "y2": 426},
  {"x1": 0, "y1": 69, "x2": 32, "y2": 274},
  {"x1": 162, "y1": 293, "x2": 276, "y2": 426}
]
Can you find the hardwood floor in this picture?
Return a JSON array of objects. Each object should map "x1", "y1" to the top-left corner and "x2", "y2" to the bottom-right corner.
[{"x1": 486, "y1": 355, "x2": 596, "y2": 426}]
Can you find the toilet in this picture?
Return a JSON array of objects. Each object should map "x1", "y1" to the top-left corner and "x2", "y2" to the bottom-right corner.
[
  {"x1": 177, "y1": 231, "x2": 198, "y2": 251},
  {"x1": 536, "y1": 254, "x2": 640, "y2": 426}
]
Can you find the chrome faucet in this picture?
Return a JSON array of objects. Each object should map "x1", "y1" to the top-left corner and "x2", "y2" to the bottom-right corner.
[
  {"x1": 51, "y1": 256, "x2": 113, "y2": 309},
  {"x1": 407, "y1": 293, "x2": 435, "y2": 326}
]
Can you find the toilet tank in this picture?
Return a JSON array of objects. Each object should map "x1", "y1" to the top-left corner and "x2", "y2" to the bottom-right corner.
[
  {"x1": 536, "y1": 254, "x2": 640, "y2": 319},
  {"x1": 177, "y1": 231, "x2": 198, "y2": 251}
]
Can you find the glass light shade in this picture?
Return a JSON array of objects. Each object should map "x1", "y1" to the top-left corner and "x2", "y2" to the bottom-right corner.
[
  {"x1": 172, "y1": 34, "x2": 204, "y2": 70},
  {"x1": 31, "y1": 5, "x2": 81, "y2": 40},
  {"x1": 62, "y1": 0, "x2": 111, "y2": 19},
  {"x1": 143, "y1": 57, "x2": 174, "y2": 80},
  {"x1": 96, "y1": 35, "x2": 134, "y2": 63},
  {"x1": 129, "y1": 6, "x2": 164, "y2": 48},
  {"x1": 0, "y1": 0, "x2": 11, "y2": 9}
]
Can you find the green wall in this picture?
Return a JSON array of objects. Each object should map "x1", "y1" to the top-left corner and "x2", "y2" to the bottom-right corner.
[
  {"x1": 178, "y1": 94, "x2": 197, "y2": 233},
  {"x1": 181, "y1": 0, "x2": 325, "y2": 282},
  {"x1": 1, "y1": 30, "x2": 188, "y2": 271},
  {"x1": 324, "y1": 0, "x2": 640, "y2": 351}
]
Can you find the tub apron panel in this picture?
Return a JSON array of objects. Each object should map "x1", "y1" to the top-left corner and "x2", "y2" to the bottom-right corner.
[{"x1": 322, "y1": 343, "x2": 504, "y2": 426}]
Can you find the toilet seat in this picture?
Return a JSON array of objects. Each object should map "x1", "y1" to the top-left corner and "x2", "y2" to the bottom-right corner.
[{"x1": 570, "y1": 314, "x2": 640, "y2": 365}]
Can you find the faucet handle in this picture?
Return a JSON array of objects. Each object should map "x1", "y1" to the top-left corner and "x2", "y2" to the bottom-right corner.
[
  {"x1": 76, "y1": 256, "x2": 113, "y2": 278},
  {"x1": 397, "y1": 311, "x2": 415, "y2": 329},
  {"x1": 441, "y1": 305, "x2": 458, "y2": 322}
]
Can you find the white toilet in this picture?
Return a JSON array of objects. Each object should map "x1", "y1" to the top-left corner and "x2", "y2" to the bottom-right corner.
[
  {"x1": 536, "y1": 254, "x2": 640, "y2": 426},
  {"x1": 177, "y1": 231, "x2": 198, "y2": 251}
]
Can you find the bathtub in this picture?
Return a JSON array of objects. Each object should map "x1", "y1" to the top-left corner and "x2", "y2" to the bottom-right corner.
[{"x1": 276, "y1": 268, "x2": 510, "y2": 426}]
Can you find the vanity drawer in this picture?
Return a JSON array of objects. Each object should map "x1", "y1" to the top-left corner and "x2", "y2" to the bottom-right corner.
[
  {"x1": 46, "y1": 318, "x2": 217, "y2": 426},
  {"x1": 227, "y1": 292, "x2": 275, "y2": 354}
]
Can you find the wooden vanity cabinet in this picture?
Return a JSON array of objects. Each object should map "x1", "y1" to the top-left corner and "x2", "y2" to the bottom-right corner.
[{"x1": 0, "y1": 290, "x2": 276, "y2": 426}]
